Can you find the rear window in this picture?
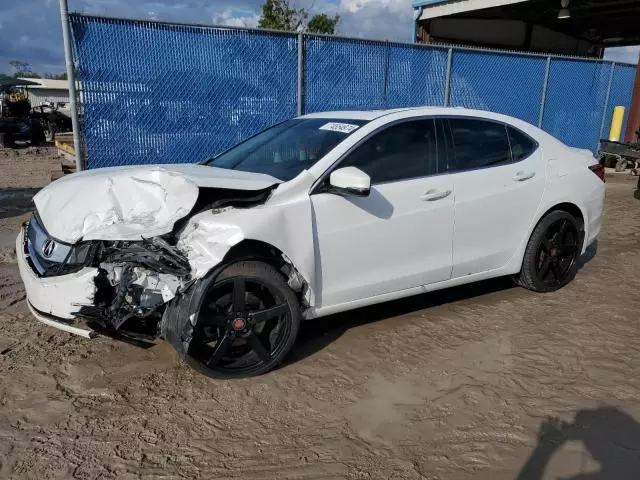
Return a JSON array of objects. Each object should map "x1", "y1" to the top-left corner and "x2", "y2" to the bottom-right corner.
[
  {"x1": 449, "y1": 118, "x2": 511, "y2": 171},
  {"x1": 508, "y1": 126, "x2": 538, "y2": 162}
]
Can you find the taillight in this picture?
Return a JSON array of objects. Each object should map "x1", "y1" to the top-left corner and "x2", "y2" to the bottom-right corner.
[{"x1": 589, "y1": 163, "x2": 606, "y2": 182}]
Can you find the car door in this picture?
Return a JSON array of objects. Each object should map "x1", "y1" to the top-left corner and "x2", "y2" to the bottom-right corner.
[
  {"x1": 440, "y1": 117, "x2": 546, "y2": 278},
  {"x1": 310, "y1": 118, "x2": 454, "y2": 308}
]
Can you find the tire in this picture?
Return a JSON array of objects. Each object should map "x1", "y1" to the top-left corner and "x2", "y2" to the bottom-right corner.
[
  {"x1": 0, "y1": 132, "x2": 14, "y2": 148},
  {"x1": 30, "y1": 122, "x2": 46, "y2": 146},
  {"x1": 615, "y1": 158, "x2": 628, "y2": 172},
  {"x1": 44, "y1": 122, "x2": 56, "y2": 142},
  {"x1": 163, "y1": 261, "x2": 300, "y2": 379},
  {"x1": 515, "y1": 210, "x2": 583, "y2": 293}
]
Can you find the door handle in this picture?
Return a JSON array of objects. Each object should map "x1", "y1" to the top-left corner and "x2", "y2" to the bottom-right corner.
[
  {"x1": 420, "y1": 189, "x2": 452, "y2": 202},
  {"x1": 513, "y1": 171, "x2": 536, "y2": 182}
]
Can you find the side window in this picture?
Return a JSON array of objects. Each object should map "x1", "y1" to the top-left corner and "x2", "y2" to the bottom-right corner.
[
  {"x1": 508, "y1": 126, "x2": 538, "y2": 162},
  {"x1": 448, "y1": 118, "x2": 511, "y2": 171},
  {"x1": 339, "y1": 119, "x2": 437, "y2": 184}
]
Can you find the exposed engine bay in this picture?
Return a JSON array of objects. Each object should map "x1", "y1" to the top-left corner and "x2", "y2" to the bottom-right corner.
[{"x1": 25, "y1": 185, "x2": 280, "y2": 345}]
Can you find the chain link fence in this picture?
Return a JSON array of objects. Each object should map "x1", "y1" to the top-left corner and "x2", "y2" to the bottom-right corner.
[{"x1": 69, "y1": 14, "x2": 638, "y2": 169}]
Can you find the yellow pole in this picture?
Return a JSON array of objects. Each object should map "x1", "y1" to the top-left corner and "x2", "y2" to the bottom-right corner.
[{"x1": 609, "y1": 106, "x2": 625, "y2": 142}]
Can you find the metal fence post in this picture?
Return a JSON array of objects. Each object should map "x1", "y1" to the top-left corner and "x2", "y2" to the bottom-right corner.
[
  {"x1": 538, "y1": 56, "x2": 552, "y2": 128},
  {"x1": 59, "y1": 0, "x2": 83, "y2": 171},
  {"x1": 444, "y1": 48, "x2": 453, "y2": 107},
  {"x1": 383, "y1": 40, "x2": 390, "y2": 103},
  {"x1": 297, "y1": 33, "x2": 304, "y2": 116},
  {"x1": 599, "y1": 62, "x2": 616, "y2": 144}
]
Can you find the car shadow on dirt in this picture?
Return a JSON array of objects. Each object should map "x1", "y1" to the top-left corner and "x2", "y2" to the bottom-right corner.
[
  {"x1": 286, "y1": 243, "x2": 599, "y2": 368},
  {"x1": 286, "y1": 275, "x2": 517, "y2": 366},
  {"x1": 0, "y1": 188, "x2": 39, "y2": 219},
  {"x1": 517, "y1": 406, "x2": 640, "y2": 480}
]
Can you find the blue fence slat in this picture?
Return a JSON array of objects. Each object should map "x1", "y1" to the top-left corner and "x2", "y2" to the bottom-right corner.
[
  {"x1": 449, "y1": 50, "x2": 547, "y2": 125},
  {"x1": 304, "y1": 37, "x2": 387, "y2": 112},
  {"x1": 603, "y1": 64, "x2": 637, "y2": 142},
  {"x1": 386, "y1": 44, "x2": 449, "y2": 108},
  {"x1": 71, "y1": 16, "x2": 298, "y2": 169},
  {"x1": 69, "y1": 15, "x2": 638, "y2": 167},
  {"x1": 542, "y1": 59, "x2": 611, "y2": 150}
]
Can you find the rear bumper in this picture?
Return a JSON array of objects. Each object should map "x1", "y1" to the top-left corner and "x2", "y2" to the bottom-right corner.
[
  {"x1": 16, "y1": 227, "x2": 98, "y2": 336},
  {"x1": 583, "y1": 183, "x2": 606, "y2": 250}
]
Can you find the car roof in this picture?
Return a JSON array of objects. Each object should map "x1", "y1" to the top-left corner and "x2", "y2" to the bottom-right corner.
[{"x1": 298, "y1": 106, "x2": 520, "y2": 123}]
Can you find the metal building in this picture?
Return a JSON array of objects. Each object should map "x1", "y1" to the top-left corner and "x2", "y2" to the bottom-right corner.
[
  {"x1": 17, "y1": 78, "x2": 70, "y2": 107},
  {"x1": 413, "y1": 0, "x2": 639, "y2": 58},
  {"x1": 412, "y1": 0, "x2": 640, "y2": 140}
]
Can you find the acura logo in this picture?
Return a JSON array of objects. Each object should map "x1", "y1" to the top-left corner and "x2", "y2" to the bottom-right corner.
[{"x1": 41, "y1": 239, "x2": 56, "y2": 258}]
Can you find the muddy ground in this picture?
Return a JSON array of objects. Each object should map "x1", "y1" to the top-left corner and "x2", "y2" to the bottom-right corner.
[{"x1": 0, "y1": 149, "x2": 639, "y2": 480}]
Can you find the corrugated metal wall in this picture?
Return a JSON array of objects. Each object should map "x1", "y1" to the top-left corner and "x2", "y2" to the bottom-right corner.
[{"x1": 28, "y1": 89, "x2": 70, "y2": 106}]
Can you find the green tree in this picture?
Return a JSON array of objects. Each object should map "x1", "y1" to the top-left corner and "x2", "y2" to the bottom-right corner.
[
  {"x1": 45, "y1": 73, "x2": 68, "y2": 80},
  {"x1": 258, "y1": 0, "x2": 339, "y2": 34},
  {"x1": 8, "y1": 60, "x2": 40, "y2": 78},
  {"x1": 307, "y1": 13, "x2": 339, "y2": 34}
]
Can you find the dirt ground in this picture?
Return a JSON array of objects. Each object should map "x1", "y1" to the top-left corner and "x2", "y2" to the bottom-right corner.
[{"x1": 0, "y1": 149, "x2": 639, "y2": 480}]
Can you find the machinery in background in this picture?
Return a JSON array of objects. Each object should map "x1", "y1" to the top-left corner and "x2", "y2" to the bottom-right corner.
[{"x1": 0, "y1": 78, "x2": 72, "y2": 148}]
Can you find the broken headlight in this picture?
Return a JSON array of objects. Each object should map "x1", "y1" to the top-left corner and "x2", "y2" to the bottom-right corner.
[{"x1": 26, "y1": 214, "x2": 98, "y2": 277}]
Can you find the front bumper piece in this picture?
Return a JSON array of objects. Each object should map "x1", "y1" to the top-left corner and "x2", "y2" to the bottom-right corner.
[{"x1": 16, "y1": 227, "x2": 98, "y2": 338}]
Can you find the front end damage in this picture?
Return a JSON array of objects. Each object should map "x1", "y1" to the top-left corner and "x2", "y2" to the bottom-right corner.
[{"x1": 18, "y1": 184, "x2": 308, "y2": 347}]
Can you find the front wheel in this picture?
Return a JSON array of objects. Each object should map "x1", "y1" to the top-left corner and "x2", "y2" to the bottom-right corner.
[
  {"x1": 166, "y1": 261, "x2": 301, "y2": 379},
  {"x1": 515, "y1": 211, "x2": 583, "y2": 293}
]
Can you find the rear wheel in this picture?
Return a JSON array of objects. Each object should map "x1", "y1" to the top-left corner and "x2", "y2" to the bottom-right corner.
[
  {"x1": 30, "y1": 122, "x2": 46, "y2": 146},
  {"x1": 516, "y1": 211, "x2": 583, "y2": 292},
  {"x1": 0, "y1": 132, "x2": 14, "y2": 148},
  {"x1": 44, "y1": 122, "x2": 56, "y2": 142},
  {"x1": 171, "y1": 261, "x2": 300, "y2": 379}
]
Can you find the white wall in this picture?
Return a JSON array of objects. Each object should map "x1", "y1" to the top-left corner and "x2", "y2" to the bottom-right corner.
[{"x1": 27, "y1": 88, "x2": 69, "y2": 107}]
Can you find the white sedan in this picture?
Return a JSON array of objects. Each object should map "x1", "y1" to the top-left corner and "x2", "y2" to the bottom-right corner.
[{"x1": 17, "y1": 107, "x2": 606, "y2": 378}]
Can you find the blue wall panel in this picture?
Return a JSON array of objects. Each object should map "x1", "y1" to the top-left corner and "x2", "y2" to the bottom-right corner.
[
  {"x1": 449, "y1": 51, "x2": 547, "y2": 125},
  {"x1": 71, "y1": 16, "x2": 298, "y2": 168},
  {"x1": 70, "y1": 15, "x2": 638, "y2": 167},
  {"x1": 542, "y1": 59, "x2": 611, "y2": 150},
  {"x1": 304, "y1": 37, "x2": 387, "y2": 113},
  {"x1": 602, "y1": 64, "x2": 637, "y2": 142},
  {"x1": 386, "y1": 45, "x2": 448, "y2": 108}
]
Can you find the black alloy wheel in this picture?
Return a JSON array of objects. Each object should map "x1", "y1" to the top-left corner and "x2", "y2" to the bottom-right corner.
[
  {"x1": 534, "y1": 218, "x2": 580, "y2": 287},
  {"x1": 516, "y1": 210, "x2": 583, "y2": 292},
  {"x1": 185, "y1": 261, "x2": 300, "y2": 379}
]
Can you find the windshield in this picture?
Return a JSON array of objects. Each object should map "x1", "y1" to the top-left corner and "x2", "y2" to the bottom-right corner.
[{"x1": 206, "y1": 118, "x2": 367, "y2": 181}]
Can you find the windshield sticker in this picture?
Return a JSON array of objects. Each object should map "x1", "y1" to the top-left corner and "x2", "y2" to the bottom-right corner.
[{"x1": 319, "y1": 122, "x2": 360, "y2": 134}]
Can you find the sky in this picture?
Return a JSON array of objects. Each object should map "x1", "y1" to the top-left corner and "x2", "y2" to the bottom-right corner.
[
  {"x1": 0, "y1": 0, "x2": 414, "y2": 75},
  {"x1": 0, "y1": 0, "x2": 638, "y2": 75}
]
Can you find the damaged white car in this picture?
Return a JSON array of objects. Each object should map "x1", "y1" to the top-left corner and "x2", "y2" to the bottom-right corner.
[{"x1": 17, "y1": 107, "x2": 606, "y2": 378}]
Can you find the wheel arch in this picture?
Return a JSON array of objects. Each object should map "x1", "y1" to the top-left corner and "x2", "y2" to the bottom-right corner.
[
  {"x1": 220, "y1": 239, "x2": 311, "y2": 308},
  {"x1": 505, "y1": 199, "x2": 589, "y2": 275},
  {"x1": 541, "y1": 202, "x2": 585, "y2": 228}
]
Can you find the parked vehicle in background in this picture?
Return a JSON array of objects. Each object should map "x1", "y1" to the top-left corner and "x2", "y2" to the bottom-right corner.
[
  {"x1": 31, "y1": 103, "x2": 73, "y2": 142},
  {"x1": 599, "y1": 138, "x2": 640, "y2": 173},
  {"x1": 0, "y1": 79, "x2": 46, "y2": 148},
  {"x1": 16, "y1": 107, "x2": 606, "y2": 379}
]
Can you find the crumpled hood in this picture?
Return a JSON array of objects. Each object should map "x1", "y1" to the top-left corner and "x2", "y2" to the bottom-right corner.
[{"x1": 34, "y1": 164, "x2": 281, "y2": 243}]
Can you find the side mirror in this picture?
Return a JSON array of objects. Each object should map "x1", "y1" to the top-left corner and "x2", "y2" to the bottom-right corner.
[{"x1": 328, "y1": 167, "x2": 371, "y2": 197}]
